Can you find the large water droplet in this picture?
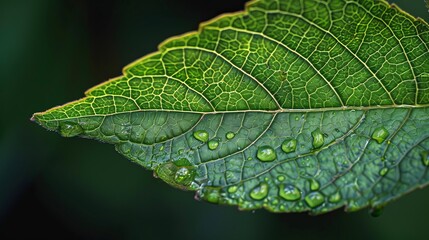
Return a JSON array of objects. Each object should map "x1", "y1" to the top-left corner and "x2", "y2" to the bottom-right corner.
[
  {"x1": 279, "y1": 184, "x2": 301, "y2": 201},
  {"x1": 372, "y1": 127, "x2": 389, "y2": 144},
  {"x1": 311, "y1": 128, "x2": 324, "y2": 149},
  {"x1": 228, "y1": 186, "x2": 238, "y2": 193},
  {"x1": 250, "y1": 183, "x2": 269, "y2": 200},
  {"x1": 310, "y1": 179, "x2": 320, "y2": 191},
  {"x1": 328, "y1": 192, "x2": 342, "y2": 203},
  {"x1": 281, "y1": 138, "x2": 297, "y2": 153},
  {"x1": 174, "y1": 167, "x2": 192, "y2": 184},
  {"x1": 226, "y1": 132, "x2": 235, "y2": 140},
  {"x1": 201, "y1": 187, "x2": 221, "y2": 204},
  {"x1": 257, "y1": 146, "x2": 277, "y2": 162},
  {"x1": 379, "y1": 167, "x2": 389, "y2": 176},
  {"x1": 208, "y1": 139, "x2": 219, "y2": 150},
  {"x1": 59, "y1": 122, "x2": 83, "y2": 137},
  {"x1": 155, "y1": 158, "x2": 196, "y2": 190},
  {"x1": 421, "y1": 151, "x2": 429, "y2": 166},
  {"x1": 193, "y1": 130, "x2": 209, "y2": 142},
  {"x1": 305, "y1": 192, "x2": 325, "y2": 208}
]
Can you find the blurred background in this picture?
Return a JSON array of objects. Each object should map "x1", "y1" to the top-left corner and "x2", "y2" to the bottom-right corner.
[{"x1": 0, "y1": 0, "x2": 428, "y2": 239}]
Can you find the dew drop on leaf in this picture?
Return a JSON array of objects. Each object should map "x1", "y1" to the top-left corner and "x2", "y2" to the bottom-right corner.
[
  {"x1": 228, "y1": 185, "x2": 238, "y2": 193},
  {"x1": 305, "y1": 192, "x2": 325, "y2": 208},
  {"x1": 379, "y1": 167, "x2": 389, "y2": 176},
  {"x1": 310, "y1": 179, "x2": 320, "y2": 191},
  {"x1": 370, "y1": 206, "x2": 384, "y2": 217},
  {"x1": 208, "y1": 139, "x2": 219, "y2": 150},
  {"x1": 200, "y1": 187, "x2": 221, "y2": 204},
  {"x1": 249, "y1": 183, "x2": 269, "y2": 200},
  {"x1": 277, "y1": 175, "x2": 285, "y2": 182},
  {"x1": 372, "y1": 127, "x2": 389, "y2": 144},
  {"x1": 225, "y1": 131, "x2": 235, "y2": 140},
  {"x1": 59, "y1": 122, "x2": 83, "y2": 137},
  {"x1": 328, "y1": 192, "x2": 342, "y2": 203},
  {"x1": 311, "y1": 128, "x2": 324, "y2": 149},
  {"x1": 279, "y1": 184, "x2": 301, "y2": 201},
  {"x1": 193, "y1": 130, "x2": 209, "y2": 142},
  {"x1": 281, "y1": 138, "x2": 297, "y2": 153},
  {"x1": 256, "y1": 146, "x2": 277, "y2": 162}
]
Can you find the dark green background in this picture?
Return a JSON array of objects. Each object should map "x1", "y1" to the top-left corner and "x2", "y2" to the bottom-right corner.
[{"x1": 1, "y1": 0, "x2": 428, "y2": 239}]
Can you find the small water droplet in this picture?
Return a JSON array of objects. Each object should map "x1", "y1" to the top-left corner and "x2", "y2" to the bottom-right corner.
[
  {"x1": 228, "y1": 186, "x2": 238, "y2": 193},
  {"x1": 328, "y1": 192, "x2": 341, "y2": 203},
  {"x1": 193, "y1": 130, "x2": 209, "y2": 142},
  {"x1": 208, "y1": 139, "x2": 219, "y2": 150},
  {"x1": 310, "y1": 179, "x2": 320, "y2": 191},
  {"x1": 277, "y1": 175, "x2": 285, "y2": 182},
  {"x1": 295, "y1": 116, "x2": 299, "y2": 121},
  {"x1": 379, "y1": 167, "x2": 389, "y2": 176},
  {"x1": 257, "y1": 146, "x2": 277, "y2": 162},
  {"x1": 370, "y1": 206, "x2": 384, "y2": 217},
  {"x1": 249, "y1": 183, "x2": 269, "y2": 200},
  {"x1": 159, "y1": 145, "x2": 165, "y2": 151},
  {"x1": 372, "y1": 127, "x2": 389, "y2": 144},
  {"x1": 59, "y1": 122, "x2": 83, "y2": 137},
  {"x1": 178, "y1": 149, "x2": 184, "y2": 154},
  {"x1": 247, "y1": 157, "x2": 253, "y2": 161},
  {"x1": 226, "y1": 132, "x2": 235, "y2": 140},
  {"x1": 305, "y1": 192, "x2": 325, "y2": 208},
  {"x1": 311, "y1": 128, "x2": 324, "y2": 149},
  {"x1": 421, "y1": 151, "x2": 429, "y2": 166},
  {"x1": 281, "y1": 138, "x2": 297, "y2": 153},
  {"x1": 279, "y1": 184, "x2": 301, "y2": 201}
]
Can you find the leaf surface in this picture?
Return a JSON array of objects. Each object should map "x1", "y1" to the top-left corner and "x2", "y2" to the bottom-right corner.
[{"x1": 32, "y1": 0, "x2": 429, "y2": 214}]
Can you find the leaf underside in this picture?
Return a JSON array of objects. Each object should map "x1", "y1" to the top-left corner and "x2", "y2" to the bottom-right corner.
[{"x1": 32, "y1": 0, "x2": 429, "y2": 214}]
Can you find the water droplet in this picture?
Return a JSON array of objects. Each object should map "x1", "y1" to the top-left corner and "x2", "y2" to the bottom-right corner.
[
  {"x1": 277, "y1": 175, "x2": 285, "y2": 182},
  {"x1": 201, "y1": 187, "x2": 221, "y2": 204},
  {"x1": 310, "y1": 179, "x2": 320, "y2": 191},
  {"x1": 250, "y1": 183, "x2": 269, "y2": 200},
  {"x1": 305, "y1": 192, "x2": 325, "y2": 208},
  {"x1": 247, "y1": 157, "x2": 253, "y2": 161},
  {"x1": 379, "y1": 167, "x2": 389, "y2": 176},
  {"x1": 370, "y1": 206, "x2": 384, "y2": 217},
  {"x1": 178, "y1": 149, "x2": 184, "y2": 154},
  {"x1": 59, "y1": 122, "x2": 83, "y2": 137},
  {"x1": 174, "y1": 167, "x2": 192, "y2": 184},
  {"x1": 328, "y1": 192, "x2": 342, "y2": 203},
  {"x1": 372, "y1": 127, "x2": 389, "y2": 144},
  {"x1": 421, "y1": 151, "x2": 429, "y2": 166},
  {"x1": 159, "y1": 145, "x2": 165, "y2": 151},
  {"x1": 155, "y1": 158, "x2": 196, "y2": 190},
  {"x1": 208, "y1": 139, "x2": 219, "y2": 150},
  {"x1": 311, "y1": 128, "x2": 324, "y2": 149},
  {"x1": 193, "y1": 130, "x2": 209, "y2": 142},
  {"x1": 281, "y1": 138, "x2": 297, "y2": 153},
  {"x1": 279, "y1": 184, "x2": 301, "y2": 201},
  {"x1": 226, "y1": 132, "x2": 235, "y2": 140},
  {"x1": 256, "y1": 146, "x2": 277, "y2": 162},
  {"x1": 228, "y1": 186, "x2": 238, "y2": 193}
]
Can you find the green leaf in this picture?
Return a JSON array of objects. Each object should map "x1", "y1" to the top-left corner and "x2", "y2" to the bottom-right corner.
[{"x1": 32, "y1": 0, "x2": 429, "y2": 214}]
